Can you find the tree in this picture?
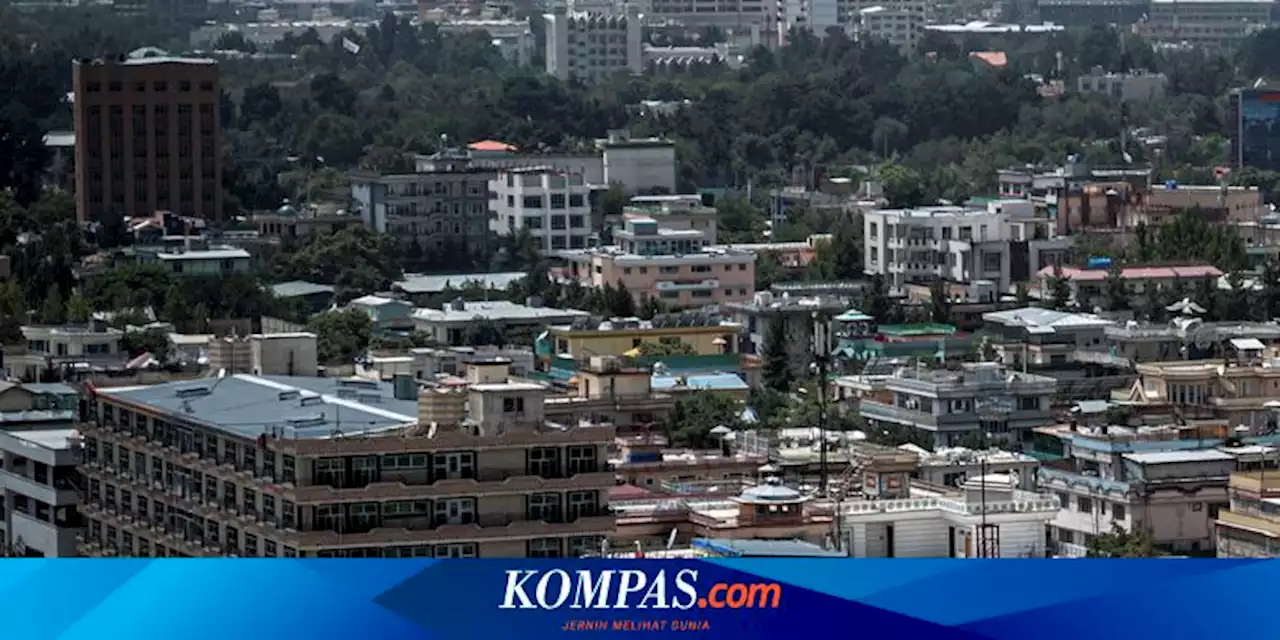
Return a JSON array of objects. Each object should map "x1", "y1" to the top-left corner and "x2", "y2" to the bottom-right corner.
[
  {"x1": 761, "y1": 320, "x2": 794, "y2": 393},
  {"x1": 929, "y1": 278, "x2": 953, "y2": 324},
  {"x1": 462, "y1": 319, "x2": 505, "y2": 347},
  {"x1": 1102, "y1": 262, "x2": 1130, "y2": 312},
  {"x1": 670, "y1": 391, "x2": 742, "y2": 448},
  {"x1": 0, "y1": 279, "x2": 25, "y2": 344},
  {"x1": 307, "y1": 309, "x2": 374, "y2": 364},
  {"x1": 1047, "y1": 263, "x2": 1073, "y2": 311},
  {"x1": 1087, "y1": 524, "x2": 1159, "y2": 557},
  {"x1": 879, "y1": 162, "x2": 926, "y2": 208},
  {"x1": 122, "y1": 327, "x2": 172, "y2": 363},
  {"x1": 66, "y1": 291, "x2": 92, "y2": 324},
  {"x1": 637, "y1": 340, "x2": 697, "y2": 356},
  {"x1": 39, "y1": 285, "x2": 65, "y2": 325},
  {"x1": 862, "y1": 274, "x2": 892, "y2": 324}
]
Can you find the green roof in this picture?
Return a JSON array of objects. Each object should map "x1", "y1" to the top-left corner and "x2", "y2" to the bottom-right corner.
[{"x1": 878, "y1": 324, "x2": 957, "y2": 337}]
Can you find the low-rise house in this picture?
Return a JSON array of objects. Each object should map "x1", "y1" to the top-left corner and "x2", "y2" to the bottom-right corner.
[
  {"x1": 412, "y1": 299, "x2": 590, "y2": 346},
  {"x1": 4, "y1": 323, "x2": 127, "y2": 381}
]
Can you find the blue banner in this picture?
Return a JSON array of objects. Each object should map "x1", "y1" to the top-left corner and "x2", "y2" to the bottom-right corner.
[{"x1": 3, "y1": 559, "x2": 1268, "y2": 639}]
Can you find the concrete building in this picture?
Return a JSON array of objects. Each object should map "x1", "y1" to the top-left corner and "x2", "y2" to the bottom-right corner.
[
  {"x1": 1037, "y1": 264, "x2": 1223, "y2": 310},
  {"x1": 1035, "y1": 421, "x2": 1249, "y2": 556},
  {"x1": 857, "y1": 362, "x2": 1057, "y2": 448},
  {"x1": 0, "y1": 383, "x2": 80, "y2": 431},
  {"x1": 349, "y1": 150, "x2": 494, "y2": 257},
  {"x1": 3, "y1": 323, "x2": 128, "y2": 381},
  {"x1": 721, "y1": 291, "x2": 851, "y2": 377},
  {"x1": 490, "y1": 167, "x2": 594, "y2": 252},
  {"x1": 644, "y1": 0, "x2": 780, "y2": 40},
  {"x1": 77, "y1": 368, "x2": 615, "y2": 557},
  {"x1": 73, "y1": 48, "x2": 221, "y2": 223},
  {"x1": 136, "y1": 246, "x2": 251, "y2": 277},
  {"x1": 853, "y1": 5, "x2": 925, "y2": 51},
  {"x1": 618, "y1": 195, "x2": 717, "y2": 237},
  {"x1": 0, "y1": 428, "x2": 84, "y2": 556},
  {"x1": 430, "y1": 18, "x2": 537, "y2": 67},
  {"x1": 910, "y1": 445, "x2": 1040, "y2": 491},
  {"x1": 982, "y1": 307, "x2": 1114, "y2": 368},
  {"x1": 411, "y1": 300, "x2": 591, "y2": 346},
  {"x1": 544, "y1": 7, "x2": 643, "y2": 85},
  {"x1": 1143, "y1": 0, "x2": 1274, "y2": 50},
  {"x1": 1076, "y1": 67, "x2": 1168, "y2": 102},
  {"x1": 1215, "y1": 470, "x2": 1280, "y2": 557},
  {"x1": 558, "y1": 217, "x2": 757, "y2": 308},
  {"x1": 1113, "y1": 357, "x2": 1280, "y2": 427},
  {"x1": 864, "y1": 200, "x2": 1069, "y2": 294},
  {"x1": 1036, "y1": 0, "x2": 1147, "y2": 25},
  {"x1": 541, "y1": 313, "x2": 743, "y2": 360}
]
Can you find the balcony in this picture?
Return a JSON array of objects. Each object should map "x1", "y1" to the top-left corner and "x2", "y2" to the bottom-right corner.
[
  {"x1": 1054, "y1": 541, "x2": 1090, "y2": 558},
  {"x1": 289, "y1": 470, "x2": 617, "y2": 504},
  {"x1": 0, "y1": 468, "x2": 79, "y2": 506},
  {"x1": 654, "y1": 279, "x2": 719, "y2": 291},
  {"x1": 840, "y1": 492, "x2": 1059, "y2": 519},
  {"x1": 859, "y1": 400, "x2": 938, "y2": 427},
  {"x1": 287, "y1": 512, "x2": 617, "y2": 549}
]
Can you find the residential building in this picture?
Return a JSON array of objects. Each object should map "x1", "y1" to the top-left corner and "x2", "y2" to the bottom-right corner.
[
  {"x1": 1037, "y1": 264, "x2": 1223, "y2": 310},
  {"x1": 857, "y1": 362, "x2": 1057, "y2": 448},
  {"x1": 0, "y1": 383, "x2": 80, "y2": 430},
  {"x1": 0, "y1": 428, "x2": 84, "y2": 556},
  {"x1": 1143, "y1": 0, "x2": 1274, "y2": 50},
  {"x1": 490, "y1": 167, "x2": 594, "y2": 252},
  {"x1": 348, "y1": 295, "x2": 416, "y2": 332},
  {"x1": 910, "y1": 446, "x2": 1040, "y2": 491},
  {"x1": 1076, "y1": 67, "x2": 1168, "y2": 102},
  {"x1": 722, "y1": 291, "x2": 851, "y2": 378},
  {"x1": 1113, "y1": 357, "x2": 1280, "y2": 427},
  {"x1": 557, "y1": 217, "x2": 757, "y2": 308},
  {"x1": 254, "y1": 204, "x2": 359, "y2": 241},
  {"x1": 1103, "y1": 320, "x2": 1280, "y2": 365},
  {"x1": 411, "y1": 299, "x2": 591, "y2": 346},
  {"x1": 982, "y1": 307, "x2": 1114, "y2": 367},
  {"x1": 599, "y1": 132, "x2": 678, "y2": 194},
  {"x1": 269, "y1": 281, "x2": 336, "y2": 314},
  {"x1": 349, "y1": 150, "x2": 494, "y2": 257},
  {"x1": 136, "y1": 247, "x2": 251, "y2": 277},
  {"x1": 853, "y1": 5, "x2": 924, "y2": 51},
  {"x1": 77, "y1": 370, "x2": 615, "y2": 557},
  {"x1": 783, "y1": 0, "x2": 840, "y2": 36},
  {"x1": 611, "y1": 433, "x2": 766, "y2": 490},
  {"x1": 1035, "y1": 421, "x2": 1248, "y2": 556},
  {"x1": 540, "y1": 313, "x2": 744, "y2": 360},
  {"x1": 4, "y1": 323, "x2": 128, "y2": 381},
  {"x1": 542, "y1": 356, "x2": 679, "y2": 433},
  {"x1": 72, "y1": 48, "x2": 221, "y2": 223},
  {"x1": 644, "y1": 0, "x2": 780, "y2": 38},
  {"x1": 616, "y1": 194, "x2": 717, "y2": 240},
  {"x1": 544, "y1": 7, "x2": 643, "y2": 85},
  {"x1": 863, "y1": 200, "x2": 1068, "y2": 295},
  {"x1": 1215, "y1": 470, "x2": 1280, "y2": 557}
]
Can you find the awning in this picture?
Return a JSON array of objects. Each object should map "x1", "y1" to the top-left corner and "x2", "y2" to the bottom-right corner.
[{"x1": 1231, "y1": 338, "x2": 1266, "y2": 351}]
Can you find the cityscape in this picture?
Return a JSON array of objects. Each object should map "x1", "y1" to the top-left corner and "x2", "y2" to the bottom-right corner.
[{"x1": 5, "y1": 0, "x2": 1280, "y2": 562}]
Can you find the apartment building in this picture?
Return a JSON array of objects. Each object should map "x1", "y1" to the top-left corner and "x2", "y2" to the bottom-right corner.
[
  {"x1": 864, "y1": 200, "x2": 1069, "y2": 295},
  {"x1": 722, "y1": 291, "x2": 851, "y2": 378},
  {"x1": 853, "y1": 5, "x2": 924, "y2": 51},
  {"x1": 73, "y1": 49, "x2": 221, "y2": 223},
  {"x1": 349, "y1": 150, "x2": 494, "y2": 257},
  {"x1": 1036, "y1": 0, "x2": 1147, "y2": 25},
  {"x1": 857, "y1": 362, "x2": 1057, "y2": 448},
  {"x1": 557, "y1": 217, "x2": 756, "y2": 308},
  {"x1": 4, "y1": 323, "x2": 128, "y2": 382},
  {"x1": 544, "y1": 8, "x2": 643, "y2": 84},
  {"x1": 619, "y1": 195, "x2": 717, "y2": 239},
  {"x1": 644, "y1": 0, "x2": 780, "y2": 34},
  {"x1": 0, "y1": 428, "x2": 84, "y2": 557},
  {"x1": 1035, "y1": 422, "x2": 1247, "y2": 556},
  {"x1": 982, "y1": 307, "x2": 1114, "y2": 367},
  {"x1": 1076, "y1": 67, "x2": 1168, "y2": 102},
  {"x1": 76, "y1": 368, "x2": 615, "y2": 558},
  {"x1": 490, "y1": 167, "x2": 594, "y2": 252},
  {"x1": 1143, "y1": 0, "x2": 1274, "y2": 50},
  {"x1": 1216, "y1": 470, "x2": 1280, "y2": 557},
  {"x1": 136, "y1": 246, "x2": 251, "y2": 277}
]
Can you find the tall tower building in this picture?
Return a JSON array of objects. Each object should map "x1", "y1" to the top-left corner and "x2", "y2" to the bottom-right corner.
[{"x1": 72, "y1": 49, "x2": 222, "y2": 224}]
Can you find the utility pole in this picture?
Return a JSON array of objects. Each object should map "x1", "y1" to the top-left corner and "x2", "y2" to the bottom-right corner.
[{"x1": 812, "y1": 310, "x2": 833, "y2": 497}]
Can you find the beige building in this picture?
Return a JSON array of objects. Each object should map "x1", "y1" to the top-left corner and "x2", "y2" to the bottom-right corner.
[
  {"x1": 1216, "y1": 470, "x2": 1280, "y2": 557},
  {"x1": 76, "y1": 365, "x2": 614, "y2": 558},
  {"x1": 1113, "y1": 358, "x2": 1280, "y2": 426}
]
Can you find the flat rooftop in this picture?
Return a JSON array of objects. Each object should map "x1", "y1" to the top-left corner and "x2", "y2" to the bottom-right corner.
[
  {"x1": 1122, "y1": 449, "x2": 1237, "y2": 465},
  {"x1": 11, "y1": 429, "x2": 79, "y2": 451},
  {"x1": 412, "y1": 301, "x2": 590, "y2": 324},
  {"x1": 97, "y1": 374, "x2": 419, "y2": 440},
  {"x1": 395, "y1": 272, "x2": 527, "y2": 295}
]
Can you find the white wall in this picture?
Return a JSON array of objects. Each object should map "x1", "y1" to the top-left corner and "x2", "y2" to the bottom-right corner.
[{"x1": 9, "y1": 511, "x2": 77, "y2": 557}]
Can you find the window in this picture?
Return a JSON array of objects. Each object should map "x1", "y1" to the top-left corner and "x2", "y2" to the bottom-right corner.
[
  {"x1": 282, "y1": 455, "x2": 296, "y2": 484},
  {"x1": 433, "y1": 543, "x2": 477, "y2": 558},
  {"x1": 550, "y1": 193, "x2": 566, "y2": 209},
  {"x1": 432, "y1": 452, "x2": 475, "y2": 480},
  {"x1": 351, "y1": 503, "x2": 380, "y2": 531},
  {"x1": 528, "y1": 538, "x2": 562, "y2": 558},
  {"x1": 264, "y1": 540, "x2": 278, "y2": 557},
  {"x1": 383, "y1": 454, "x2": 428, "y2": 470},
  {"x1": 314, "y1": 458, "x2": 346, "y2": 486},
  {"x1": 569, "y1": 194, "x2": 585, "y2": 207},
  {"x1": 528, "y1": 493, "x2": 562, "y2": 522},
  {"x1": 503, "y1": 397, "x2": 526, "y2": 413},
  {"x1": 383, "y1": 501, "x2": 429, "y2": 518},
  {"x1": 263, "y1": 495, "x2": 276, "y2": 524},
  {"x1": 522, "y1": 195, "x2": 543, "y2": 209},
  {"x1": 243, "y1": 533, "x2": 258, "y2": 556},
  {"x1": 567, "y1": 445, "x2": 598, "y2": 475},
  {"x1": 242, "y1": 488, "x2": 257, "y2": 516},
  {"x1": 433, "y1": 498, "x2": 476, "y2": 525},
  {"x1": 282, "y1": 501, "x2": 296, "y2": 529},
  {"x1": 314, "y1": 505, "x2": 343, "y2": 532},
  {"x1": 568, "y1": 536, "x2": 602, "y2": 557},
  {"x1": 223, "y1": 481, "x2": 237, "y2": 510},
  {"x1": 352, "y1": 456, "x2": 378, "y2": 486},
  {"x1": 1077, "y1": 497, "x2": 1093, "y2": 514},
  {"x1": 1113, "y1": 504, "x2": 1126, "y2": 521},
  {"x1": 528, "y1": 447, "x2": 560, "y2": 477}
]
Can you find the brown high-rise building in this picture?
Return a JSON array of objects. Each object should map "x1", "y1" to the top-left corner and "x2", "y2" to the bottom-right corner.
[{"x1": 72, "y1": 51, "x2": 222, "y2": 223}]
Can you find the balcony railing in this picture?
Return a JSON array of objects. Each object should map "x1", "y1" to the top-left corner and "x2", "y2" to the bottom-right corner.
[
  {"x1": 1055, "y1": 542, "x2": 1090, "y2": 558},
  {"x1": 841, "y1": 494, "x2": 1060, "y2": 517},
  {"x1": 1038, "y1": 467, "x2": 1134, "y2": 496}
]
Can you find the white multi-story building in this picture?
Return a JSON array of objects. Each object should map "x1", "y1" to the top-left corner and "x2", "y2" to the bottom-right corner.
[
  {"x1": 1076, "y1": 67, "x2": 1168, "y2": 102},
  {"x1": 0, "y1": 428, "x2": 83, "y2": 557},
  {"x1": 1143, "y1": 0, "x2": 1274, "y2": 50},
  {"x1": 4, "y1": 323, "x2": 127, "y2": 381},
  {"x1": 491, "y1": 167, "x2": 594, "y2": 252},
  {"x1": 853, "y1": 4, "x2": 924, "y2": 50},
  {"x1": 544, "y1": 7, "x2": 643, "y2": 84},
  {"x1": 864, "y1": 200, "x2": 1069, "y2": 294}
]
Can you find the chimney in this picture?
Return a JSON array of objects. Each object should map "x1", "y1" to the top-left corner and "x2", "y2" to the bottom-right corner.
[{"x1": 392, "y1": 374, "x2": 417, "y2": 401}]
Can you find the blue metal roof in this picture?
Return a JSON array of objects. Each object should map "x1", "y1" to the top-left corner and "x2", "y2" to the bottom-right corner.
[
  {"x1": 97, "y1": 375, "x2": 419, "y2": 440},
  {"x1": 692, "y1": 538, "x2": 843, "y2": 558},
  {"x1": 651, "y1": 373, "x2": 749, "y2": 392}
]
